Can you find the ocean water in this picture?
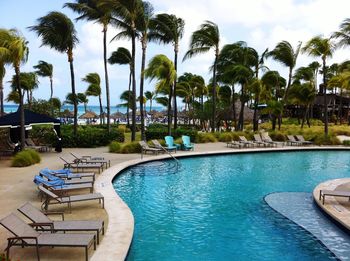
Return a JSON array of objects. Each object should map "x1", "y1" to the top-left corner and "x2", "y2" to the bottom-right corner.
[
  {"x1": 3, "y1": 104, "x2": 164, "y2": 116},
  {"x1": 113, "y1": 151, "x2": 350, "y2": 260}
]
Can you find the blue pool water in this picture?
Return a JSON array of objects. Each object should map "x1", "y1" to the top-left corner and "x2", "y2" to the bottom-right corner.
[{"x1": 113, "y1": 151, "x2": 350, "y2": 260}]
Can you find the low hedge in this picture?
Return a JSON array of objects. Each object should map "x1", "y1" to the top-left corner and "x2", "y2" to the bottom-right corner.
[
  {"x1": 12, "y1": 149, "x2": 41, "y2": 167},
  {"x1": 195, "y1": 133, "x2": 217, "y2": 143},
  {"x1": 145, "y1": 124, "x2": 197, "y2": 141},
  {"x1": 109, "y1": 141, "x2": 142, "y2": 154}
]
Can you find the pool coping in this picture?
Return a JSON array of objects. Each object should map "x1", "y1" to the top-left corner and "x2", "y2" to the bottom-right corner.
[{"x1": 92, "y1": 145, "x2": 350, "y2": 261}]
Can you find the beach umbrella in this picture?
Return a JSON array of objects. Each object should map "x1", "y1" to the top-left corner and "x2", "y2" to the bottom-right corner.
[
  {"x1": 60, "y1": 109, "x2": 74, "y2": 118},
  {"x1": 79, "y1": 110, "x2": 98, "y2": 119},
  {"x1": 110, "y1": 112, "x2": 125, "y2": 119}
]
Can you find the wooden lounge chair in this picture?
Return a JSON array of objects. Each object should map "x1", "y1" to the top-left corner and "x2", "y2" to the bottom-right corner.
[
  {"x1": 0, "y1": 213, "x2": 96, "y2": 261},
  {"x1": 152, "y1": 139, "x2": 176, "y2": 153},
  {"x1": 70, "y1": 153, "x2": 110, "y2": 168},
  {"x1": 38, "y1": 185, "x2": 104, "y2": 212},
  {"x1": 18, "y1": 202, "x2": 104, "y2": 244},
  {"x1": 286, "y1": 135, "x2": 304, "y2": 146},
  {"x1": 226, "y1": 140, "x2": 245, "y2": 149},
  {"x1": 253, "y1": 134, "x2": 271, "y2": 147},
  {"x1": 295, "y1": 135, "x2": 313, "y2": 145},
  {"x1": 260, "y1": 133, "x2": 284, "y2": 147},
  {"x1": 239, "y1": 136, "x2": 256, "y2": 147},
  {"x1": 319, "y1": 189, "x2": 350, "y2": 205},
  {"x1": 60, "y1": 157, "x2": 104, "y2": 173},
  {"x1": 139, "y1": 141, "x2": 163, "y2": 155}
]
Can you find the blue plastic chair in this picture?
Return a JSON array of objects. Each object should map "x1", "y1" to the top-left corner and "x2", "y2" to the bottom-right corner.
[
  {"x1": 182, "y1": 135, "x2": 194, "y2": 151},
  {"x1": 165, "y1": 136, "x2": 180, "y2": 150}
]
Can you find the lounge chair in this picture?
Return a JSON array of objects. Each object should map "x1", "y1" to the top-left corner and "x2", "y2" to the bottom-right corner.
[
  {"x1": 34, "y1": 175, "x2": 93, "y2": 194},
  {"x1": 18, "y1": 202, "x2": 104, "y2": 244},
  {"x1": 182, "y1": 135, "x2": 194, "y2": 151},
  {"x1": 139, "y1": 141, "x2": 163, "y2": 155},
  {"x1": 0, "y1": 213, "x2": 96, "y2": 261},
  {"x1": 295, "y1": 135, "x2": 313, "y2": 145},
  {"x1": 253, "y1": 134, "x2": 271, "y2": 147},
  {"x1": 38, "y1": 185, "x2": 104, "y2": 212},
  {"x1": 260, "y1": 133, "x2": 284, "y2": 147},
  {"x1": 70, "y1": 153, "x2": 110, "y2": 168},
  {"x1": 43, "y1": 168, "x2": 95, "y2": 181},
  {"x1": 25, "y1": 138, "x2": 48, "y2": 152},
  {"x1": 60, "y1": 157, "x2": 104, "y2": 173},
  {"x1": 226, "y1": 140, "x2": 245, "y2": 149},
  {"x1": 286, "y1": 135, "x2": 304, "y2": 146},
  {"x1": 319, "y1": 189, "x2": 350, "y2": 205},
  {"x1": 152, "y1": 139, "x2": 176, "y2": 153},
  {"x1": 238, "y1": 136, "x2": 256, "y2": 147},
  {"x1": 39, "y1": 169, "x2": 94, "y2": 185},
  {"x1": 165, "y1": 136, "x2": 181, "y2": 150}
]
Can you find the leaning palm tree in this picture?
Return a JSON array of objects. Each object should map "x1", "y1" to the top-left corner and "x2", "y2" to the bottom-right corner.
[
  {"x1": 83, "y1": 73, "x2": 103, "y2": 124},
  {"x1": 267, "y1": 41, "x2": 302, "y2": 100},
  {"x1": 332, "y1": 18, "x2": 350, "y2": 48},
  {"x1": 29, "y1": 12, "x2": 79, "y2": 135},
  {"x1": 302, "y1": 36, "x2": 335, "y2": 135},
  {"x1": 64, "y1": 0, "x2": 114, "y2": 132},
  {"x1": 183, "y1": 21, "x2": 220, "y2": 132},
  {"x1": 0, "y1": 28, "x2": 29, "y2": 149},
  {"x1": 33, "y1": 60, "x2": 53, "y2": 99},
  {"x1": 144, "y1": 54, "x2": 176, "y2": 135},
  {"x1": 108, "y1": 47, "x2": 132, "y2": 126},
  {"x1": 144, "y1": 90, "x2": 156, "y2": 112},
  {"x1": 10, "y1": 72, "x2": 39, "y2": 109},
  {"x1": 149, "y1": 13, "x2": 185, "y2": 129}
]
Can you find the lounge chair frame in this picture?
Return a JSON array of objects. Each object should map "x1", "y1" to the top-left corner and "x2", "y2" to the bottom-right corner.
[
  {"x1": 319, "y1": 189, "x2": 350, "y2": 205},
  {"x1": 60, "y1": 157, "x2": 103, "y2": 173}
]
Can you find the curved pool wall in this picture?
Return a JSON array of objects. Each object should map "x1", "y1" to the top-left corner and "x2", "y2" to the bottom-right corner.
[{"x1": 113, "y1": 149, "x2": 348, "y2": 260}]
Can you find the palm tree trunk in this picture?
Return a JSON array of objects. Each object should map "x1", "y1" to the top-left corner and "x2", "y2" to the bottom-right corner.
[
  {"x1": 322, "y1": 58, "x2": 328, "y2": 136},
  {"x1": 26, "y1": 91, "x2": 30, "y2": 108},
  {"x1": 338, "y1": 88, "x2": 343, "y2": 124},
  {"x1": 139, "y1": 40, "x2": 147, "y2": 140},
  {"x1": 238, "y1": 84, "x2": 245, "y2": 131},
  {"x1": 15, "y1": 66, "x2": 25, "y2": 150},
  {"x1": 68, "y1": 50, "x2": 77, "y2": 136},
  {"x1": 127, "y1": 71, "x2": 131, "y2": 126},
  {"x1": 173, "y1": 47, "x2": 178, "y2": 129},
  {"x1": 150, "y1": 98, "x2": 152, "y2": 112},
  {"x1": 0, "y1": 78, "x2": 3, "y2": 116},
  {"x1": 253, "y1": 97, "x2": 259, "y2": 131},
  {"x1": 211, "y1": 54, "x2": 218, "y2": 132},
  {"x1": 131, "y1": 28, "x2": 137, "y2": 141},
  {"x1": 103, "y1": 26, "x2": 111, "y2": 133},
  {"x1": 99, "y1": 94, "x2": 103, "y2": 125},
  {"x1": 168, "y1": 84, "x2": 173, "y2": 135},
  {"x1": 49, "y1": 76, "x2": 53, "y2": 100},
  {"x1": 301, "y1": 105, "x2": 308, "y2": 129}
]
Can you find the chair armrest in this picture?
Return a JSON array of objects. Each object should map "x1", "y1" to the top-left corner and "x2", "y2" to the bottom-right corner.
[
  {"x1": 29, "y1": 222, "x2": 54, "y2": 230},
  {"x1": 44, "y1": 211, "x2": 65, "y2": 220},
  {"x1": 7, "y1": 236, "x2": 38, "y2": 244}
]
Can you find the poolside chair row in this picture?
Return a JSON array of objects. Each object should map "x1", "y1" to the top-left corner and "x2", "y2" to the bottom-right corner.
[
  {"x1": 0, "y1": 201, "x2": 104, "y2": 261},
  {"x1": 60, "y1": 153, "x2": 110, "y2": 174}
]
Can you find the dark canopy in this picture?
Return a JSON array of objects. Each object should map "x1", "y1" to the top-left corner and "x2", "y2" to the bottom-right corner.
[{"x1": 0, "y1": 109, "x2": 60, "y2": 127}]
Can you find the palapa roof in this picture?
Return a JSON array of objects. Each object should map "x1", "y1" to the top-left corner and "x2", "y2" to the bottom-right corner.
[{"x1": 79, "y1": 110, "x2": 98, "y2": 119}]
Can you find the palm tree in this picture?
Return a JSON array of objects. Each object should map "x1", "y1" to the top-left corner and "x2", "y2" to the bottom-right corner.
[
  {"x1": 137, "y1": 1, "x2": 153, "y2": 140},
  {"x1": 77, "y1": 93, "x2": 88, "y2": 112},
  {"x1": 33, "y1": 60, "x2": 53, "y2": 99},
  {"x1": 144, "y1": 54, "x2": 176, "y2": 134},
  {"x1": 183, "y1": 21, "x2": 220, "y2": 132},
  {"x1": 267, "y1": 41, "x2": 302, "y2": 100},
  {"x1": 83, "y1": 73, "x2": 103, "y2": 124},
  {"x1": 108, "y1": 47, "x2": 132, "y2": 126},
  {"x1": 144, "y1": 90, "x2": 156, "y2": 112},
  {"x1": 0, "y1": 28, "x2": 29, "y2": 149},
  {"x1": 64, "y1": 0, "x2": 114, "y2": 133},
  {"x1": 302, "y1": 36, "x2": 335, "y2": 135},
  {"x1": 332, "y1": 18, "x2": 350, "y2": 48},
  {"x1": 0, "y1": 60, "x2": 5, "y2": 116},
  {"x1": 149, "y1": 13, "x2": 185, "y2": 129},
  {"x1": 10, "y1": 72, "x2": 39, "y2": 109},
  {"x1": 29, "y1": 12, "x2": 79, "y2": 135}
]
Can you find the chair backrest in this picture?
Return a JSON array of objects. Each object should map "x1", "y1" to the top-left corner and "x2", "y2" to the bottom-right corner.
[
  {"x1": 38, "y1": 185, "x2": 59, "y2": 200},
  {"x1": 59, "y1": 157, "x2": 69, "y2": 164},
  {"x1": 18, "y1": 202, "x2": 51, "y2": 223},
  {"x1": 253, "y1": 134, "x2": 262, "y2": 142},
  {"x1": 26, "y1": 138, "x2": 35, "y2": 146},
  {"x1": 239, "y1": 136, "x2": 248, "y2": 142},
  {"x1": 34, "y1": 175, "x2": 64, "y2": 187},
  {"x1": 138, "y1": 141, "x2": 149, "y2": 149},
  {"x1": 151, "y1": 140, "x2": 162, "y2": 148},
  {"x1": 182, "y1": 135, "x2": 191, "y2": 145},
  {"x1": 165, "y1": 136, "x2": 174, "y2": 146},
  {"x1": 287, "y1": 135, "x2": 296, "y2": 141},
  {"x1": 0, "y1": 213, "x2": 39, "y2": 242},
  {"x1": 261, "y1": 133, "x2": 272, "y2": 142},
  {"x1": 39, "y1": 169, "x2": 62, "y2": 182},
  {"x1": 295, "y1": 135, "x2": 305, "y2": 141}
]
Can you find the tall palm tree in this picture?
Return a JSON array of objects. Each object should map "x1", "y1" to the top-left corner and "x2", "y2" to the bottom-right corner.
[
  {"x1": 183, "y1": 21, "x2": 220, "y2": 132},
  {"x1": 64, "y1": 0, "x2": 114, "y2": 132},
  {"x1": 267, "y1": 41, "x2": 302, "y2": 100},
  {"x1": 144, "y1": 54, "x2": 176, "y2": 135},
  {"x1": 10, "y1": 72, "x2": 39, "y2": 109},
  {"x1": 332, "y1": 18, "x2": 350, "y2": 48},
  {"x1": 83, "y1": 73, "x2": 103, "y2": 124},
  {"x1": 33, "y1": 60, "x2": 53, "y2": 99},
  {"x1": 108, "y1": 0, "x2": 143, "y2": 141},
  {"x1": 77, "y1": 93, "x2": 88, "y2": 112},
  {"x1": 144, "y1": 90, "x2": 156, "y2": 112},
  {"x1": 302, "y1": 36, "x2": 335, "y2": 135},
  {"x1": 108, "y1": 47, "x2": 132, "y2": 126},
  {"x1": 29, "y1": 12, "x2": 79, "y2": 135},
  {"x1": 149, "y1": 13, "x2": 185, "y2": 129},
  {"x1": 0, "y1": 60, "x2": 5, "y2": 116},
  {"x1": 0, "y1": 28, "x2": 29, "y2": 149},
  {"x1": 137, "y1": 1, "x2": 153, "y2": 140}
]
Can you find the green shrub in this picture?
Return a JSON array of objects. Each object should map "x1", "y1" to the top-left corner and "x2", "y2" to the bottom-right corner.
[
  {"x1": 313, "y1": 134, "x2": 341, "y2": 145},
  {"x1": 145, "y1": 125, "x2": 198, "y2": 141},
  {"x1": 174, "y1": 137, "x2": 183, "y2": 145},
  {"x1": 218, "y1": 132, "x2": 233, "y2": 142},
  {"x1": 343, "y1": 140, "x2": 350, "y2": 146},
  {"x1": 109, "y1": 141, "x2": 121, "y2": 153},
  {"x1": 120, "y1": 141, "x2": 142, "y2": 154},
  {"x1": 11, "y1": 149, "x2": 41, "y2": 167},
  {"x1": 268, "y1": 132, "x2": 286, "y2": 141},
  {"x1": 195, "y1": 133, "x2": 217, "y2": 143}
]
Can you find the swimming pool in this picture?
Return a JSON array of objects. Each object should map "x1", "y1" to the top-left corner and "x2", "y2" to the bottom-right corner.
[{"x1": 113, "y1": 151, "x2": 350, "y2": 260}]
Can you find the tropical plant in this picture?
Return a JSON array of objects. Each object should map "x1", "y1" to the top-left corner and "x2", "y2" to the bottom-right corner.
[
  {"x1": 302, "y1": 35, "x2": 336, "y2": 135},
  {"x1": 332, "y1": 18, "x2": 350, "y2": 48},
  {"x1": 33, "y1": 60, "x2": 53, "y2": 99},
  {"x1": 183, "y1": 21, "x2": 220, "y2": 132},
  {"x1": 65, "y1": 0, "x2": 114, "y2": 133},
  {"x1": 9, "y1": 72, "x2": 38, "y2": 108},
  {"x1": 29, "y1": 12, "x2": 79, "y2": 135},
  {"x1": 144, "y1": 54, "x2": 176, "y2": 135},
  {"x1": 0, "y1": 28, "x2": 29, "y2": 149},
  {"x1": 83, "y1": 72, "x2": 103, "y2": 124},
  {"x1": 144, "y1": 90, "x2": 156, "y2": 112},
  {"x1": 108, "y1": 47, "x2": 132, "y2": 126},
  {"x1": 149, "y1": 13, "x2": 185, "y2": 129},
  {"x1": 0, "y1": 59, "x2": 6, "y2": 116}
]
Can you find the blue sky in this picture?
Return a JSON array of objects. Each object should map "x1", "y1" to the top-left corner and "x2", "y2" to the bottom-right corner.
[{"x1": 1, "y1": 0, "x2": 350, "y2": 107}]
